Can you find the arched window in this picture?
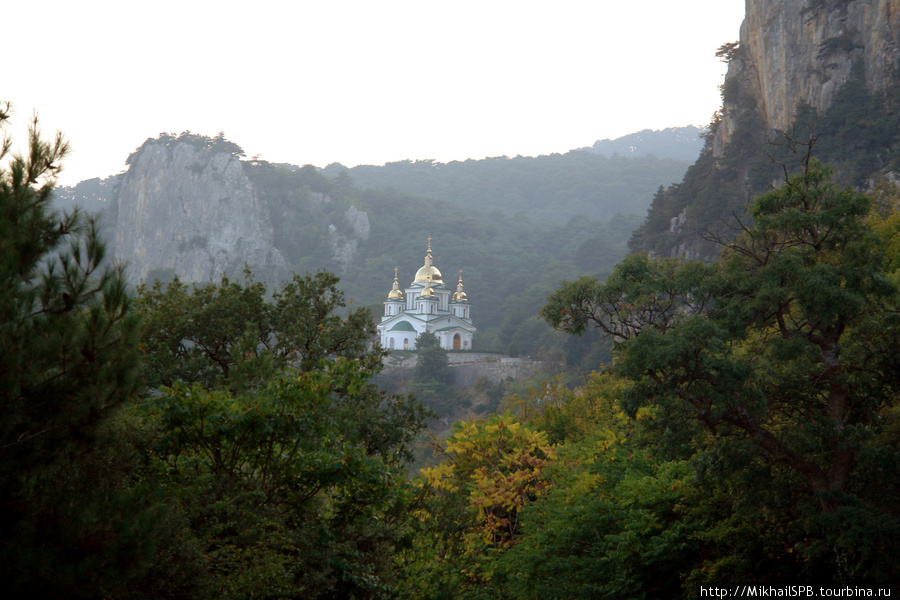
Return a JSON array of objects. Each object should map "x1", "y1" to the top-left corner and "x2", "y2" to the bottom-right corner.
[
  {"x1": 389, "y1": 338, "x2": 395, "y2": 349},
  {"x1": 403, "y1": 338, "x2": 409, "y2": 350}
]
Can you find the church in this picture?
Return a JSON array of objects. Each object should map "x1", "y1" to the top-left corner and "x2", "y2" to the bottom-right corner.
[{"x1": 376, "y1": 239, "x2": 475, "y2": 351}]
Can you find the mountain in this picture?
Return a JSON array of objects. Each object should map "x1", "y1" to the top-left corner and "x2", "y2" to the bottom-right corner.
[
  {"x1": 630, "y1": 0, "x2": 900, "y2": 260},
  {"x1": 321, "y1": 149, "x2": 691, "y2": 224},
  {"x1": 585, "y1": 126, "x2": 705, "y2": 161}
]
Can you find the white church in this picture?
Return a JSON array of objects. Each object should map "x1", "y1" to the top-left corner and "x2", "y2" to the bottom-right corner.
[{"x1": 377, "y1": 238, "x2": 475, "y2": 351}]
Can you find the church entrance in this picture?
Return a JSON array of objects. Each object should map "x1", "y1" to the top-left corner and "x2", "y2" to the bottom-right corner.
[{"x1": 453, "y1": 333, "x2": 461, "y2": 350}]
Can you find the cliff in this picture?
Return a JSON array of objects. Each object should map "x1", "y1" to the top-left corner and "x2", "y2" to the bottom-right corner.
[
  {"x1": 631, "y1": 0, "x2": 900, "y2": 259},
  {"x1": 717, "y1": 0, "x2": 900, "y2": 154},
  {"x1": 111, "y1": 134, "x2": 285, "y2": 285},
  {"x1": 108, "y1": 134, "x2": 372, "y2": 285}
]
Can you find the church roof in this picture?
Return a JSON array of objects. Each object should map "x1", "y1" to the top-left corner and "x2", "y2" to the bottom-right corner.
[
  {"x1": 387, "y1": 267, "x2": 403, "y2": 299},
  {"x1": 452, "y1": 269, "x2": 468, "y2": 302},
  {"x1": 413, "y1": 237, "x2": 443, "y2": 284}
]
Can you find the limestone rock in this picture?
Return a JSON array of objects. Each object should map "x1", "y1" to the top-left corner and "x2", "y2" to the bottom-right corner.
[
  {"x1": 112, "y1": 135, "x2": 285, "y2": 285},
  {"x1": 328, "y1": 224, "x2": 358, "y2": 276},
  {"x1": 716, "y1": 0, "x2": 900, "y2": 154},
  {"x1": 345, "y1": 205, "x2": 370, "y2": 240}
]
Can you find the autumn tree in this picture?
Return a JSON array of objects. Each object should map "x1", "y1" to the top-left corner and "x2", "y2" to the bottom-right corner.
[{"x1": 399, "y1": 413, "x2": 554, "y2": 596}]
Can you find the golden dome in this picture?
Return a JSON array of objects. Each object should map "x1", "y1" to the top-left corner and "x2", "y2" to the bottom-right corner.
[
  {"x1": 420, "y1": 274, "x2": 436, "y2": 297},
  {"x1": 387, "y1": 267, "x2": 403, "y2": 299},
  {"x1": 413, "y1": 237, "x2": 443, "y2": 285},
  {"x1": 452, "y1": 269, "x2": 468, "y2": 301},
  {"x1": 414, "y1": 264, "x2": 443, "y2": 285}
]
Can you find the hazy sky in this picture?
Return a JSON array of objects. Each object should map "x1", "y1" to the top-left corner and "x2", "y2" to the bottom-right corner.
[{"x1": 7, "y1": 1, "x2": 745, "y2": 186}]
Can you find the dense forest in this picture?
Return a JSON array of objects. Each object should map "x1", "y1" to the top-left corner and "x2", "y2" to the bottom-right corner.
[
  {"x1": 321, "y1": 146, "x2": 692, "y2": 224},
  {"x1": 226, "y1": 153, "x2": 647, "y2": 365}
]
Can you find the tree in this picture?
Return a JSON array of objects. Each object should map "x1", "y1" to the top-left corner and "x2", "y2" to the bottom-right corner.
[
  {"x1": 404, "y1": 413, "x2": 555, "y2": 597},
  {"x1": 413, "y1": 331, "x2": 451, "y2": 385},
  {"x1": 135, "y1": 270, "x2": 272, "y2": 391},
  {"x1": 135, "y1": 269, "x2": 383, "y2": 391},
  {"x1": 271, "y1": 270, "x2": 381, "y2": 373},
  {"x1": 0, "y1": 105, "x2": 153, "y2": 597},
  {"x1": 132, "y1": 264, "x2": 431, "y2": 598},
  {"x1": 406, "y1": 331, "x2": 465, "y2": 416},
  {"x1": 543, "y1": 159, "x2": 900, "y2": 582},
  {"x1": 131, "y1": 357, "x2": 430, "y2": 600}
]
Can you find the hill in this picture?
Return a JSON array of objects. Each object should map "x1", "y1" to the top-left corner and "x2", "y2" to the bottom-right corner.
[
  {"x1": 321, "y1": 147, "x2": 691, "y2": 224},
  {"x1": 584, "y1": 125, "x2": 705, "y2": 160}
]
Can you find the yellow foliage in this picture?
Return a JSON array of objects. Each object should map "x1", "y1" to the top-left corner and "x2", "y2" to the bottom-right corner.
[{"x1": 421, "y1": 412, "x2": 555, "y2": 550}]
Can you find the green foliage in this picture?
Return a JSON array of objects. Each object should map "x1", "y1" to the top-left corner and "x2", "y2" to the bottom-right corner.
[
  {"x1": 325, "y1": 151, "x2": 690, "y2": 225},
  {"x1": 407, "y1": 332, "x2": 464, "y2": 416},
  {"x1": 130, "y1": 260, "x2": 432, "y2": 598},
  {"x1": 135, "y1": 269, "x2": 382, "y2": 391},
  {"x1": 543, "y1": 160, "x2": 900, "y2": 583},
  {"x1": 135, "y1": 269, "x2": 272, "y2": 391},
  {"x1": 0, "y1": 105, "x2": 156, "y2": 598},
  {"x1": 866, "y1": 178, "x2": 900, "y2": 272},
  {"x1": 271, "y1": 270, "x2": 381, "y2": 372},
  {"x1": 414, "y1": 332, "x2": 450, "y2": 383},
  {"x1": 133, "y1": 358, "x2": 430, "y2": 599},
  {"x1": 248, "y1": 161, "x2": 352, "y2": 276},
  {"x1": 498, "y1": 449, "x2": 699, "y2": 599}
]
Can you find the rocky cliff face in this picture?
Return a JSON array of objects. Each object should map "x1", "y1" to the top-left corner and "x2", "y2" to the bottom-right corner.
[
  {"x1": 109, "y1": 135, "x2": 372, "y2": 285},
  {"x1": 112, "y1": 135, "x2": 286, "y2": 285},
  {"x1": 716, "y1": 0, "x2": 900, "y2": 154},
  {"x1": 631, "y1": 0, "x2": 900, "y2": 260}
]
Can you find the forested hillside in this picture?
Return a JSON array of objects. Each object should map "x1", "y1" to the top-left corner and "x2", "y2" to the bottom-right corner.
[
  {"x1": 585, "y1": 125, "x2": 705, "y2": 160},
  {"x1": 322, "y1": 149, "x2": 690, "y2": 223},
  {"x1": 252, "y1": 155, "x2": 643, "y2": 362}
]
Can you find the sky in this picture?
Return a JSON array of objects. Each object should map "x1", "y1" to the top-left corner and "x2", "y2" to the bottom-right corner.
[{"x1": 6, "y1": 0, "x2": 746, "y2": 186}]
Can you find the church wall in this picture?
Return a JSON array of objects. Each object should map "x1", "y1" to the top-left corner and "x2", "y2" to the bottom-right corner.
[{"x1": 377, "y1": 240, "x2": 475, "y2": 352}]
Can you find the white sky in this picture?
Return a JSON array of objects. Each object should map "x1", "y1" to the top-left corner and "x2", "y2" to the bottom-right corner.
[{"x1": 6, "y1": 0, "x2": 745, "y2": 186}]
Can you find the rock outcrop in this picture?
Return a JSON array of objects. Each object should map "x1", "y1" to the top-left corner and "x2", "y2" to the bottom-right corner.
[
  {"x1": 630, "y1": 0, "x2": 900, "y2": 260},
  {"x1": 112, "y1": 135, "x2": 285, "y2": 285},
  {"x1": 716, "y1": 0, "x2": 900, "y2": 154}
]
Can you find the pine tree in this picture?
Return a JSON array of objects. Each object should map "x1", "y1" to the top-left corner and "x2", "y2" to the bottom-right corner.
[{"x1": 0, "y1": 104, "x2": 148, "y2": 597}]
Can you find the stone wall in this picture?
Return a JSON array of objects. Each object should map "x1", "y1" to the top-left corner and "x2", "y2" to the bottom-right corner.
[{"x1": 381, "y1": 352, "x2": 549, "y2": 386}]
